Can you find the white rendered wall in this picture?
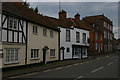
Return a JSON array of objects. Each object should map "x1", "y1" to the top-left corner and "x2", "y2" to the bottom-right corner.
[{"x1": 60, "y1": 27, "x2": 89, "y2": 60}]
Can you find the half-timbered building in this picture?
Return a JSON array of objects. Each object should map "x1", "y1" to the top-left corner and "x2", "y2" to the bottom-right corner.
[
  {"x1": 1, "y1": 2, "x2": 27, "y2": 68},
  {"x1": 1, "y1": 2, "x2": 59, "y2": 68}
]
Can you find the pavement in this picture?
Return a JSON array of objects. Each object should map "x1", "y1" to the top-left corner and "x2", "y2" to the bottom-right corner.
[{"x1": 2, "y1": 51, "x2": 119, "y2": 80}]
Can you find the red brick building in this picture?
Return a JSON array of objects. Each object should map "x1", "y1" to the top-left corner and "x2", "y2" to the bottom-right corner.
[{"x1": 82, "y1": 14, "x2": 114, "y2": 56}]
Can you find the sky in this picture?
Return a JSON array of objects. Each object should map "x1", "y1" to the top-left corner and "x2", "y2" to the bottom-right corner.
[{"x1": 27, "y1": 1, "x2": 119, "y2": 39}]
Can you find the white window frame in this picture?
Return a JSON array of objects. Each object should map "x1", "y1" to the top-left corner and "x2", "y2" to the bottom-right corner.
[
  {"x1": 9, "y1": 18, "x2": 13, "y2": 29},
  {"x1": 50, "y1": 30, "x2": 54, "y2": 38},
  {"x1": 13, "y1": 20, "x2": 18, "y2": 29},
  {"x1": 31, "y1": 49, "x2": 39, "y2": 59},
  {"x1": 76, "y1": 32, "x2": 80, "y2": 43},
  {"x1": 83, "y1": 33, "x2": 86, "y2": 44},
  {"x1": 43, "y1": 28, "x2": 47, "y2": 36},
  {"x1": 33, "y1": 26, "x2": 38, "y2": 34},
  {"x1": 66, "y1": 30, "x2": 70, "y2": 42},
  {"x1": 50, "y1": 49, "x2": 55, "y2": 58},
  {"x1": 4, "y1": 48, "x2": 19, "y2": 64},
  {"x1": 9, "y1": 18, "x2": 18, "y2": 30}
]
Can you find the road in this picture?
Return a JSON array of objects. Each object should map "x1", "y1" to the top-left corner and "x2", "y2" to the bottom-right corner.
[{"x1": 10, "y1": 53, "x2": 118, "y2": 80}]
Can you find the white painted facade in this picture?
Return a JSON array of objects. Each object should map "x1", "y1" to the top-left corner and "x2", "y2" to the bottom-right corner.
[{"x1": 60, "y1": 27, "x2": 89, "y2": 60}]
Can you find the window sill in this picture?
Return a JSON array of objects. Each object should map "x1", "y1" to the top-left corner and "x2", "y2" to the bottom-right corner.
[
  {"x1": 30, "y1": 58, "x2": 39, "y2": 60},
  {"x1": 4, "y1": 61, "x2": 19, "y2": 65},
  {"x1": 50, "y1": 56, "x2": 56, "y2": 58},
  {"x1": 33, "y1": 33, "x2": 38, "y2": 35}
]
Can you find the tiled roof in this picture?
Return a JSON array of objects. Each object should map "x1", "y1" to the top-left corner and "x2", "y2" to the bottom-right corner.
[
  {"x1": 2, "y1": 2, "x2": 90, "y2": 31},
  {"x1": 83, "y1": 14, "x2": 113, "y2": 25},
  {"x1": 2, "y1": 2, "x2": 59, "y2": 31},
  {"x1": 47, "y1": 16, "x2": 90, "y2": 31}
]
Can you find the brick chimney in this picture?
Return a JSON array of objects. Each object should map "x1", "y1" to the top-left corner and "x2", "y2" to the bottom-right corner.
[
  {"x1": 59, "y1": 10, "x2": 66, "y2": 20},
  {"x1": 74, "y1": 13, "x2": 80, "y2": 20}
]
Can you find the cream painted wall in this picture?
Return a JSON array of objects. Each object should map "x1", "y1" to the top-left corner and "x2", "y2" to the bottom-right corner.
[
  {"x1": 2, "y1": 44, "x2": 26, "y2": 68},
  {"x1": 27, "y1": 22, "x2": 59, "y2": 64}
]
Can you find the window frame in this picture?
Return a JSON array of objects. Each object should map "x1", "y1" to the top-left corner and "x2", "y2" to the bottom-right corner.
[
  {"x1": 30, "y1": 49, "x2": 39, "y2": 59},
  {"x1": 43, "y1": 28, "x2": 47, "y2": 36},
  {"x1": 83, "y1": 33, "x2": 86, "y2": 44},
  {"x1": 4, "y1": 48, "x2": 19, "y2": 64},
  {"x1": 33, "y1": 26, "x2": 38, "y2": 34},
  {"x1": 66, "y1": 30, "x2": 70, "y2": 42},
  {"x1": 76, "y1": 32, "x2": 80, "y2": 43},
  {"x1": 50, "y1": 49, "x2": 55, "y2": 58},
  {"x1": 50, "y1": 30, "x2": 54, "y2": 38},
  {"x1": 9, "y1": 18, "x2": 18, "y2": 30},
  {"x1": 66, "y1": 47, "x2": 70, "y2": 53}
]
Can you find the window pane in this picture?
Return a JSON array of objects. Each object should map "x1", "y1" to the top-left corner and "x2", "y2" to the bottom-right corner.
[
  {"x1": 83, "y1": 33, "x2": 86, "y2": 44},
  {"x1": 14, "y1": 20, "x2": 17, "y2": 29},
  {"x1": 9, "y1": 19, "x2": 13, "y2": 28},
  {"x1": 66, "y1": 30, "x2": 70, "y2": 42}
]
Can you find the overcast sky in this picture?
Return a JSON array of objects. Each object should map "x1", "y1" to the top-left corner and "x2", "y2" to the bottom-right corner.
[{"x1": 28, "y1": 2, "x2": 119, "y2": 39}]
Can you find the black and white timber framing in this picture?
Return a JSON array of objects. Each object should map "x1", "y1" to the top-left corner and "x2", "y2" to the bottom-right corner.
[{"x1": 1, "y1": 12, "x2": 27, "y2": 44}]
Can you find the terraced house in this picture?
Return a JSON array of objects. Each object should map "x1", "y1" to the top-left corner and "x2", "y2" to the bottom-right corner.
[
  {"x1": 48, "y1": 10, "x2": 90, "y2": 60},
  {"x1": 82, "y1": 14, "x2": 114, "y2": 55},
  {"x1": 1, "y1": 2, "x2": 59, "y2": 68}
]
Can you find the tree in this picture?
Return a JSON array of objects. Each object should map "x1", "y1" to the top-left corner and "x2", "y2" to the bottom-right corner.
[
  {"x1": 34, "y1": 7, "x2": 39, "y2": 13},
  {"x1": 23, "y1": 1, "x2": 30, "y2": 8}
]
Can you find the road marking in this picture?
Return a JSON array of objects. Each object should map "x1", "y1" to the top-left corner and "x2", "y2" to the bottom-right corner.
[
  {"x1": 107, "y1": 62, "x2": 113, "y2": 66},
  {"x1": 91, "y1": 67, "x2": 104, "y2": 73},
  {"x1": 73, "y1": 76, "x2": 83, "y2": 80},
  {"x1": 56, "y1": 67, "x2": 63, "y2": 70}
]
